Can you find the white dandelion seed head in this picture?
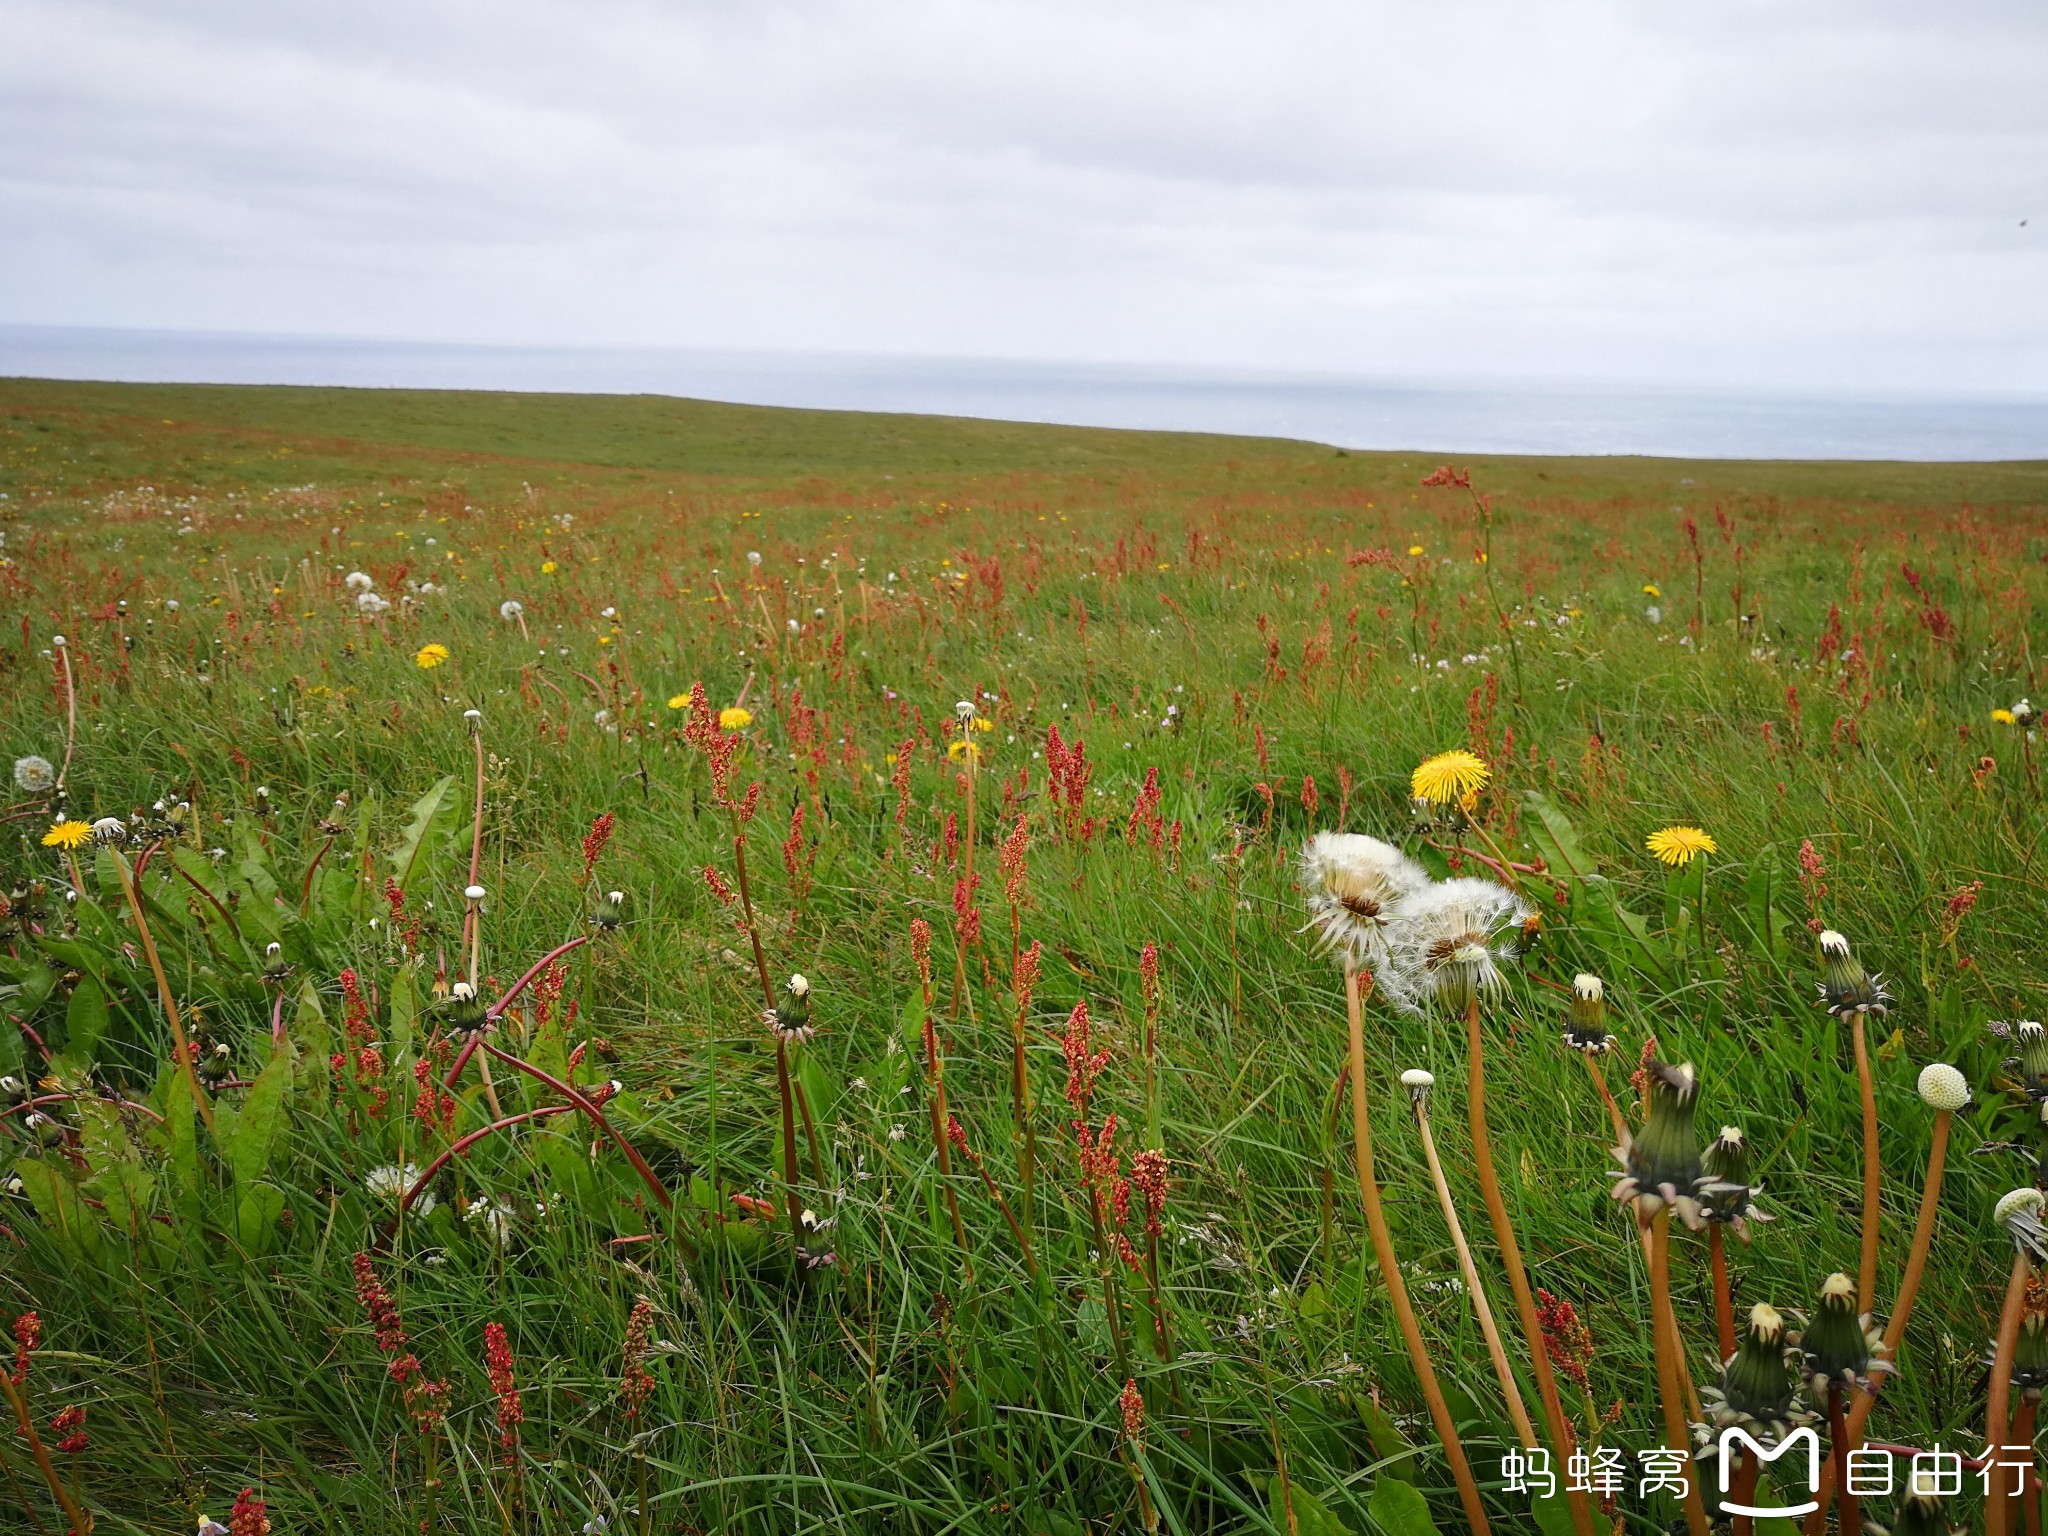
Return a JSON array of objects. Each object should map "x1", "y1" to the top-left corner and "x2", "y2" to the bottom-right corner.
[
  {"x1": 1573, "y1": 973, "x2": 1604, "y2": 1001},
  {"x1": 451, "y1": 981, "x2": 476, "y2": 1002},
  {"x1": 1380, "y1": 876, "x2": 1535, "y2": 1016},
  {"x1": 12, "y1": 756, "x2": 55, "y2": 793},
  {"x1": 1916, "y1": 1062, "x2": 1971, "y2": 1112},
  {"x1": 1817, "y1": 929, "x2": 1850, "y2": 957},
  {"x1": 1399, "y1": 1068, "x2": 1434, "y2": 1092},
  {"x1": 344, "y1": 571, "x2": 374, "y2": 592},
  {"x1": 1297, "y1": 832, "x2": 1429, "y2": 971},
  {"x1": 499, "y1": 599, "x2": 524, "y2": 620},
  {"x1": 464, "y1": 884, "x2": 486, "y2": 902},
  {"x1": 356, "y1": 591, "x2": 389, "y2": 615},
  {"x1": 746, "y1": 550, "x2": 762, "y2": 567}
]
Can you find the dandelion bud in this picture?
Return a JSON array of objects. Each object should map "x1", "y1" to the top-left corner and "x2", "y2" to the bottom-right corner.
[
  {"x1": 2012, "y1": 1021, "x2": 2048, "y2": 1099},
  {"x1": 1798, "y1": 1273, "x2": 1871, "y2": 1395},
  {"x1": 1997, "y1": 1187, "x2": 2048, "y2": 1259},
  {"x1": 446, "y1": 981, "x2": 487, "y2": 1034},
  {"x1": 464, "y1": 708, "x2": 482, "y2": 726},
  {"x1": 1699, "y1": 1126, "x2": 1762, "y2": 1233},
  {"x1": 1, "y1": 1076, "x2": 26, "y2": 1103},
  {"x1": 1611, "y1": 1060, "x2": 1706, "y2": 1227},
  {"x1": 1399, "y1": 1068, "x2": 1434, "y2": 1107},
  {"x1": 464, "y1": 885, "x2": 487, "y2": 904},
  {"x1": 767, "y1": 972, "x2": 814, "y2": 1043},
  {"x1": 589, "y1": 889, "x2": 626, "y2": 932},
  {"x1": 23, "y1": 1111, "x2": 63, "y2": 1147},
  {"x1": 1815, "y1": 929, "x2": 1890, "y2": 1019},
  {"x1": 1718, "y1": 1303, "x2": 1798, "y2": 1425},
  {"x1": 1916, "y1": 1061, "x2": 1971, "y2": 1112},
  {"x1": 955, "y1": 699, "x2": 976, "y2": 721},
  {"x1": 1564, "y1": 972, "x2": 1613, "y2": 1054},
  {"x1": 2013, "y1": 1310, "x2": 2048, "y2": 1395}
]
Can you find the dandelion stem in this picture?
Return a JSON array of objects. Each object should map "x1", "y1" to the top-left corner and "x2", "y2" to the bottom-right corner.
[
  {"x1": 1463, "y1": 995, "x2": 1596, "y2": 1536},
  {"x1": 1990, "y1": 1250, "x2": 2031, "y2": 1536},
  {"x1": 1827, "y1": 1384, "x2": 1859, "y2": 1536},
  {"x1": 477, "y1": 1040, "x2": 671, "y2": 1212},
  {"x1": 1343, "y1": 966, "x2": 1491, "y2": 1535},
  {"x1": 1411, "y1": 1093, "x2": 1539, "y2": 1452},
  {"x1": 1845, "y1": 1105, "x2": 1951, "y2": 1446},
  {"x1": 1644, "y1": 1209, "x2": 1710, "y2": 1536},
  {"x1": 1852, "y1": 1011, "x2": 1881, "y2": 1314},
  {"x1": 1708, "y1": 1225, "x2": 1736, "y2": 1362}
]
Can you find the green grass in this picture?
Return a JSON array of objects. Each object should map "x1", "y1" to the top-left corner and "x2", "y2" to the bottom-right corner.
[{"x1": 0, "y1": 377, "x2": 2045, "y2": 1534}]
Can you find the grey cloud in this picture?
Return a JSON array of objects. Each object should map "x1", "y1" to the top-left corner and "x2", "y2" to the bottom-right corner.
[{"x1": 1, "y1": 0, "x2": 2043, "y2": 391}]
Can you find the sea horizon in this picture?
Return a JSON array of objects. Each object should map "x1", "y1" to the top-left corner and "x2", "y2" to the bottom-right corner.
[{"x1": 3, "y1": 322, "x2": 2045, "y2": 464}]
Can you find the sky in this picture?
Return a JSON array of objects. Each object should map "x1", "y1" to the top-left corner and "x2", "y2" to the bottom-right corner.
[{"x1": 2, "y1": 0, "x2": 2045, "y2": 395}]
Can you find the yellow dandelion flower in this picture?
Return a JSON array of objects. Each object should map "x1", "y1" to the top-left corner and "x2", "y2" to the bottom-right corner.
[
  {"x1": 719, "y1": 707, "x2": 752, "y2": 731},
  {"x1": 1646, "y1": 825, "x2": 1717, "y2": 867},
  {"x1": 1408, "y1": 544, "x2": 1425, "y2": 556},
  {"x1": 947, "y1": 740, "x2": 981, "y2": 763},
  {"x1": 1411, "y1": 749, "x2": 1489, "y2": 807},
  {"x1": 541, "y1": 560, "x2": 558, "y2": 574},
  {"x1": 1993, "y1": 708, "x2": 2017, "y2": 725},
  {"x1": 42, "y1": 820, "x2": 91, "y2": 851},
  {"x1": 413, "y1": 643, "x2": 451, "y2": 670},
  {"x1": 667, "y1": 694, "x2": 688, "y2": 710},
  {"x1": 1642, "y1": 583, "x2": 1662, "y2": 598},
  {"x1": 971, "y1": 716, "x2": 993, "y2": 733}
]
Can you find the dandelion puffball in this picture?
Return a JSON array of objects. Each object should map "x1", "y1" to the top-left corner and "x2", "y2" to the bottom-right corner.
[
  {"x1": 1297, "y1": 832, "x2": 1428, "y2": 971},
  {"x1": 1916, "y1": 1062, "x2": 1971, "y2": 1112},
  {"x1": 464, "y1": 885, "x2": 487, "y2": 902},
  {"x1": 345, "y1": 571, "x2": 374, "y2": 592}
]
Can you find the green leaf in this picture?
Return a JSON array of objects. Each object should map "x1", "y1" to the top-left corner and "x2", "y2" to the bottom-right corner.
[
  {"x1": 233, "y1": 1181, "x2": 287, "y2": 1255},
  {"x1": 1268, "y1": 1476, "x2": 1356, "y2": 1536},
  {"x1": 13, "y1": 1157, "x2": 103, "y2": 1262},
  {"x1": 1529, "y1": 1485, "x2": 1579, "y2": 1536},
  {"x1": 387, "y1": 776, "x2": 458, "y2": 894},
  {"x1": 1365, "y1": 1476, "x2": 1440, "y2": 1536},
  {"x1": 387, "y1": 964, "x2": 419, "y2": 1065},
  {"x1": 1354, "y1": 1394, "x2": 1417, "y2": 1482},
  {"x1": 160, "y1": 1065, "x2": 201, "y2": 1200},
  {"x1": 63, "y1": 973, "x2": 109, "y2": 1064},
  {"x1": 223, "y1": 1044, "x2": 293, "y2": 1191},
  {"x1": 293, "y1": 981, "x2": 332, "y2": 1099},
  {"x1": 1522, "y1": 791, "x2": 1596, "y2": 883}
]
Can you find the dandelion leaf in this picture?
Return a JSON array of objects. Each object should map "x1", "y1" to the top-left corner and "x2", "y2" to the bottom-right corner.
[{"x1": 1364, "y1": 1475, "x2": 1439, "y2": 1536}]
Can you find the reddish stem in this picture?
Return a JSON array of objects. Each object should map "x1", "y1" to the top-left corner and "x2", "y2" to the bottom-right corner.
[
  {"x1": 478, "y1": 1040, "x2": 670, "y2": 1211},
  {"x1": 398, "y1": 1104, "x2": 576, "y2": 1214},
  {"x1": 486, "y1": 936, "x2": 590, "y2": 1021}
]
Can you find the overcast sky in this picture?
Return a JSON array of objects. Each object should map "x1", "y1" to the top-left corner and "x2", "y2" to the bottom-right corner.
[{"x1": 3, "y1": 0, "x2": 2044, "y2": 394}]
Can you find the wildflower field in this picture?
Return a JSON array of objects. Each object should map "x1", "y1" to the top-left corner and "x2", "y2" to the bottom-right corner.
[{"x1": 3, "y1": 376, "x2": 2048, "y2": 1535}]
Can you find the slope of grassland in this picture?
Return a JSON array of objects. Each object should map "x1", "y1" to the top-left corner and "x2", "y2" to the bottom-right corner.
[{"x1": 0, "y1": 376, "x2": 2045, "y2": 1535}]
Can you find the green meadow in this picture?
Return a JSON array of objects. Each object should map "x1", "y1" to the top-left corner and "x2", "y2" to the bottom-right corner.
[{"x1": 1, "y1": 374, "x2": 2046, "y2": 1534}]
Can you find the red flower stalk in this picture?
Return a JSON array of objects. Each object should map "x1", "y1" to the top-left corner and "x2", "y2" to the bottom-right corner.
[
  {"x1": 581, "y1": 812, "x2": 616, "y2": 882},
  {"x1": 1139, "y1": 944, "x2": 1159, "y2": 1007},
  {"x1": 736, "y1": 781, "x2": 762, "y2": 823},
  {"x1": 51, "y1": 1404, "x2": 86, "y2": 1455},
  {"x1": 952, "y1": 874, "x2": 981, "y2": 949},
  {"x1": 339, "y1": 968, "x2": 371, "y2": 1047},
  {"x1": 892, "y1": 738, "x2": 915, "y2": 836},
  {"x1": 1535, "y1": 1288, "x2": 1595, "y2": 1392},
  {"x1": 484, "y1": 1321, "x2": 523, "y2": 1456},
  {"x1": 1062, "y1": 1001, "x2": 1109, "y2": 1117},
  {"x1": 10, "y1": 1312, "x2": 35, "y2": 1386},
  {"x1": 1300, "y1": 773, "x2": 1319, "y2": 819},
  {"x1": 352, "y1": 1253, "x2": 409, "y2": 1361},
  {"x1": 910, "y1": 919, "x2": 934, "y2": 996},
  {"x1": 702, "y1": 865, "x2": 736, "y2": 905},
  {"x1": 230, "y1": 1488, "x2": 271, "y2": 1536},
  {"x1": 1130, "y1": 1150, "x2": 1169, "y2": 1239},
  {"x1": 1014, "y1": 941, "x2": 1042, "y2": 1013},
  {"x1": 1119, "y1": 1379, "x2": 1146, "y2": 1446},
  {"x1": 1125, "y1": 766, "x2": 1163, "y2": 845},
  {"x1": 621, "y1": 1298, "x2": 656, "y2": 1419},
  {"x1": 999, "y1": 814, "x2": 1030, "y2": 908}
]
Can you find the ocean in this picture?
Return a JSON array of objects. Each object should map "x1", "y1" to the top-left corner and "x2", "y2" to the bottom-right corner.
[{"x1": 3, "y1": 323, "x2": 2044, "y2": 463}]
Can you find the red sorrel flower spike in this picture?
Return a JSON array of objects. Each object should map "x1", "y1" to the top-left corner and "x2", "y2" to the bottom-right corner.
[
  {"x1": 910, "y1": 918, "x2": 934, "y2": 992},
  {"x1": 1535, "y1": 1288, "x2": 1596, "y2": 1391},
  {"x1": 1138, "y1": 943, "x2": 1159, "y2": 1005},
  {"x1": 1130, "y1": 1149, "x2": 1169, "y2": 1237},
  {"x1": 1014, "y1": 940, "x2": 1042, "y2": 1013},
  {"x1": 621, "y1": 1297, "x2": 657, "y2": 1418},
  {"x1": 1118, "y1": 1379, "x2": 1146, "y2": 1446},
  {"x1": 229, "y1": 1488, "x2": 271, "y2": 1536},
  {"x1": 999, "y1": 814, "x2": 1030, "y2": 907},
  {"x1": 10, "y1": 1311, "x2": 37, "y2": 1385},
  {"x1": 581, "y1": 812, "x2": 615, "y2": 880},
  {"x1": 1062, "y1": 1001, "x2": 1109, "y2": 1114},
  {"x1": 484, "y1": 1321, "x2": 523, "y2": 1454},
  {"x1": 51, "y1": 1404, "x2": 87, "y2": 1455}
]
